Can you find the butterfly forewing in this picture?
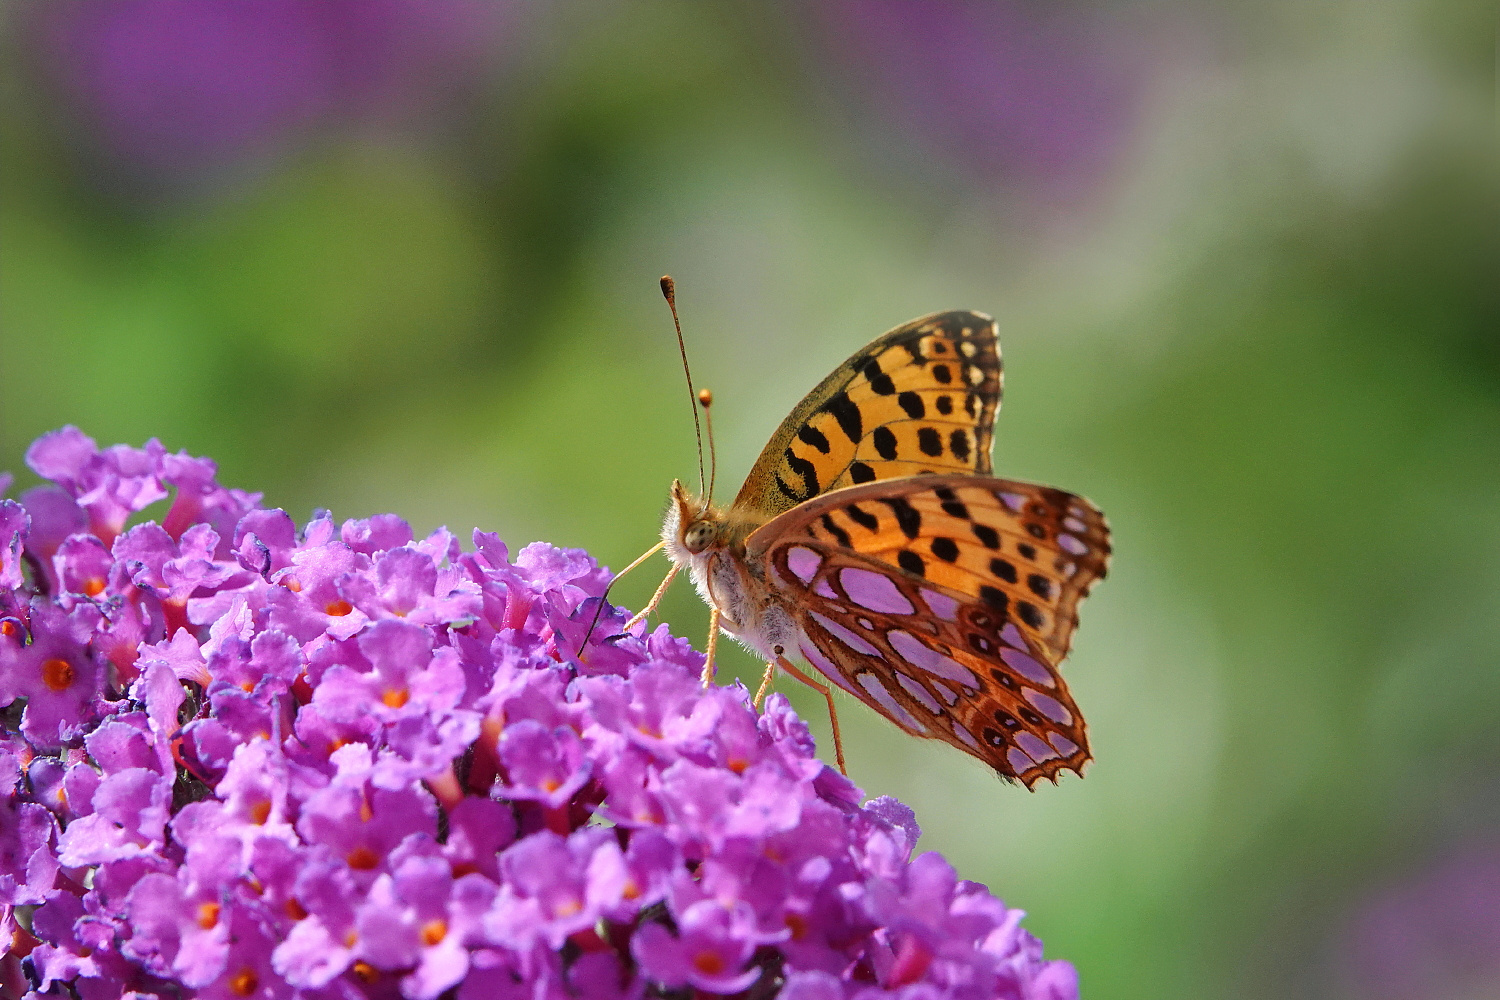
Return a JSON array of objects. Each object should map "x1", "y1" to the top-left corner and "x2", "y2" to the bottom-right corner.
[
  {"x1": 733, "y1": 312, "x2": 1002, "y2": 520},
  {"x1": 745, "y1": 475, "x2": 1110, "y2": 786}
]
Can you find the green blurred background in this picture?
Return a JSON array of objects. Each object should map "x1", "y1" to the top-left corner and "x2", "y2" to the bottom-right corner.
[{"x1": 2, "y1": 2, "x2": 1497, "y2": 997}]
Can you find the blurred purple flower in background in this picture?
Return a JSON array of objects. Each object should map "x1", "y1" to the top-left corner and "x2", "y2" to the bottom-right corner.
[
  {"x1": 32, "y1": 0, "x2": 511, "y2": 193},
  {"x1": 1335, "y1": 845, "x2": 1500, "y2": 1000},
  {"x1": 815, "y1": 0, "x2": 1156, "y2": 194},
  {"x1": 0, "y1": 429, "x2": 1078, "y2": 998}
]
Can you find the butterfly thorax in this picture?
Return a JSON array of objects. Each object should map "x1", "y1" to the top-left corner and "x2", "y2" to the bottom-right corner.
[{"x1": 661, "y1": 480, "x2": 795, "y2": 661}]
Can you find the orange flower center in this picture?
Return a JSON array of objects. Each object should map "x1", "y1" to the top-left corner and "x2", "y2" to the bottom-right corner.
[
  {"x1": 41, "y1": 658, "x2": 74, "y2": 691},
  {"x1": 347, "y1": 846, "x2": 379, "y2": 870},
  {"x1": 381, "y1": 688, "x2": 409, "y2": 709},
  {"x1": 420, "y1": 920, "x2": 448, "y2": 946},
  {"x1": 196, "y1": 901, "x2": 221, "y2": 930},
  {"x1": 325, "y1": 600, "x2": 353, "y2": 617},
  {"x1": 229, "y1": 968, "x2": 258, "y2": 996}
]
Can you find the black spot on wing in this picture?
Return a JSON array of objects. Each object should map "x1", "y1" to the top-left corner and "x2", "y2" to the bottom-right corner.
[
  {"x1": 860, "y1": 356, "x2": 895, "y2": 395},
  {"x1": 775, "y1": 475, "x2": 801, "y2": 503},
  {"x1": 849, "y1": 462, "x2": 875, "y2": 484},
  {"x1": 936, "y1": 395, "x2": 953, "y2": 415},
  {"x1": 979, "y1": 586, "x2": 1009, "y2": 614},
  {"x1": 872, "y1": 426, "x2": 898, "y2": 460},
  {"x1": 845, "y1": 503, "x2": 879, "y2": 531},
  {"x1": 930, "y1": 537, "x2": 959, "y2": 562},
  {"x1": 1017, "y1": 601, "x2": 1045, "y2": 629},
  {"x1": 949, "y1": 429, "x2": 971, "y2": 462},
  {"x1": 879, "y1": 497, "x2": 922, "y2": 539},
  {"x1": 972, "y1": 523, "x2": 1000, "y2": 549},
  {"x1": 797, "y1": 425, "x2": 830, "y2": 454},
  {"x1": 917, "y1": 428, "x2": 943, "y2": 457},
  {"x1": 897, "y1": 550, "x2": 926, "y2": 577},
  {"x1": 1017, "y1": 543, "x2": 1036, "y2": 560},
  {"x1": 1027, "y1": 574, "x2": 1052, "y2": 600},
  {"x1": 990, "y1": 558, "x2": 1017, "y2": 583},
  {"x1": 897, "y1": 391, "x2": 925, "y2": 419},
  {"x1": 824, "y1": 391, "x2": 862, "y2": 444},
  {"x1": 933, "y1": 364, "x2": 952, "y2": 384},
  {"x1": 784, "y1": 448, "x2": 819, "y2": 497},
  {"x1": 820, "y1": 513, "x2": 851, "y2": 548}
]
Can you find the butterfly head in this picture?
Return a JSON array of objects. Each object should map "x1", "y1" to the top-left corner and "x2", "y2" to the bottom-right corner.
[{"x1": 665, "y1": 479, "x2": 726, "y2": 559}]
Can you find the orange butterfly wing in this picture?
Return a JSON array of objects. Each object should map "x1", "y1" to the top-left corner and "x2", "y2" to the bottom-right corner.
[
  {"x1": 732, "y1": 311, "x2": 1002, "y2": 520},
  {"x1": 746, "y1": 475, "x2": 1110, "y2": 787}
]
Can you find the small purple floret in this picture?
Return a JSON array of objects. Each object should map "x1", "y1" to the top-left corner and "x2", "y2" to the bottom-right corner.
[{"x1": 0, "y1": 428, "x2": 1078, "y2": 998}]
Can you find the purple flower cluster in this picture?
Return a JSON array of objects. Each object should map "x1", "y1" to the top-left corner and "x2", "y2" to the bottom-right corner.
[{"x1": 1, "y1": 428, "x2": 1078, "y2": 999}]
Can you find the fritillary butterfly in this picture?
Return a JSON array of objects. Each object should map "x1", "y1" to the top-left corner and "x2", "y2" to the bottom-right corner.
[{"x1": 644, "y1": 304, "x2": 1110, "y2": 788}]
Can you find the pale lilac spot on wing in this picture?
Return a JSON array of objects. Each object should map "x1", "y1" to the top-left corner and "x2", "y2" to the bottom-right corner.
[
  {"x1": 810, "y1": 612, "x2": 882, "y2": 658},
  {"x1": 1008, "y1": 747, "x2": 1036, "y2": 773},
  {"x1": 919, "y1": 588, "x2": 959, "y2": 621},
  {"x1": 895, "y1": 672, "x2": 941, "y2": 714},
  {"x1": 886, "y1": 631, "x2": 979, "y2": 690},
  {"x1": 800, "y1": 640, "x2": 858, "y2": 695},
  {"x1": 1058, "y1": 533, "x2": 1088, "y2": 556},
  {"x1": 787, "y1": 546, "x2": 821, "y2": 584},
  {"x1": 1000, "y1": 623, "x2": 1027, "y2": 649},
  {"x1": 840, "y1": 567, "x2": 914, "y2": 615},
  {"x1": 1024, "y1": 689, "x2": 1072, "y2": 724},
  {"x1": 1016, "y1": 731, "x2": 1058, "y2": 762},
  {"x1": 1000, "y1": 647, "x2": 1054, "y2": 688},
  {"x1": 857, "y1": 673, "x2": 925, "y2": 733},
  {"x1": 1049, "y1": 732, "x2": 1079, "y2": 757},
  {"x1": 998, "y1": 491, "x2": 1027, "y2": 513},
  {"x1": 952, "y1": 720, "x2": 980, "y2": 750},
  {"x1": 1063, "y1": 517, "x2": 1088, "y2": 534},
  {"x1": 930, "y1": 680, "x2": 958, "y2": 706},
  {"x1": 814, "y1": 577, "x2": 838, "y2": 600}
]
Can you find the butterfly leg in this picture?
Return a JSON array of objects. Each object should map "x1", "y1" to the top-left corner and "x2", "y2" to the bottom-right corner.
[
  {"x1": 752, "y1": 661, "x2": 776, "y2": 708},
  {"x1": 622, "y1": 562, "x2": 679, "y2": 633},
  {"x1": 774, "y1": 652, "x2": 847, "y2": 775},
  {"x1": 700, "y1": 606, "x2": 721, "y2": 687}
]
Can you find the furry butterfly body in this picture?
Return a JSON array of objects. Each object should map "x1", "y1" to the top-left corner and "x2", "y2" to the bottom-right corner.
[{"x1": 661, "y1": 311, "x2": 1109, "y2": 787}]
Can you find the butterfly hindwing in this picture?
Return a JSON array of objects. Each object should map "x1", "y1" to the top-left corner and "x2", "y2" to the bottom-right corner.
[
  {"x1": 733, "y1": 312, "x2": 1002, "y2": 520},
  {"x1": 746, "y1": 475, "x2": 1110, "y2": 785},
  {"x1": 792, "y1": 580, "x2": 1090, "y2": 787}
]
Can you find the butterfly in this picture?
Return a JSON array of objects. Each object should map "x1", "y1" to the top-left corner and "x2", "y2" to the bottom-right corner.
[{"x1": 634, "y1": 305, "x2": 1110, "y2": 788}]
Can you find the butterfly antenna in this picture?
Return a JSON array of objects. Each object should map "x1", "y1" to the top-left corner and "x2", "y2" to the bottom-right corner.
[
  {"x1": 661, "y1": 275, "x2": 707, "y2": 498},
  {"x1": 698, "y1": 388, "x2": 718, "y2": 507}
]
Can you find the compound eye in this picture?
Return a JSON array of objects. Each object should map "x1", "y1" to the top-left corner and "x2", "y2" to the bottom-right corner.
[{"x1": 683, "y1": 521, "x2": 715, "y2": 553}]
